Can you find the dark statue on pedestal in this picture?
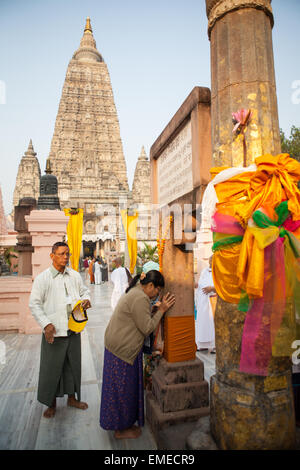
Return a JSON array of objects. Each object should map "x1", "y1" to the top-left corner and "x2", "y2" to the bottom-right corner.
[{"x1": 37, "y1": 159, "x2": 61, "y2": 210}]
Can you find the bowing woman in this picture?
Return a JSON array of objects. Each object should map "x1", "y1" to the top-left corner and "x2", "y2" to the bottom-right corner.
[{"x1": 100, "y1": 270, "x2": 175, "y2": 439}]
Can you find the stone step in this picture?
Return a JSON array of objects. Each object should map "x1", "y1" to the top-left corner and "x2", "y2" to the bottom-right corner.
[
  {"x1": 154, "y1": 357, "x2": 204, "y2": 384},
  {"x1": 146, "y1": 391, "x2": 210, "y2": 445},
  {"x1": 152, "y1": 371, "x2": 209, "y2": 413}
]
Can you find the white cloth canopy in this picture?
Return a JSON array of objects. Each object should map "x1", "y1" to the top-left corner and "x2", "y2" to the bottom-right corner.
[
  {"x1": 81, "y1": 232, "x2": 115, "y2": 242},
  {"x1": 110, "y1": 267, "x2": 129, "y2": 311},
  {"x1": 195, "y1": 267, "x2": 215, "y2": 350}
]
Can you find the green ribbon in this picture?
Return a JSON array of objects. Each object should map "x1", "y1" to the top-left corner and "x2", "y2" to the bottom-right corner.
[
  {"x1": 212, "y1": 235, "x2": 244, "y2": 252},
  {"x1": 238, "y1": 290, "x2": 250, "y2": 312},
  {"x1": 252, "y1": 200, "x2": 289, "y2": 229}
]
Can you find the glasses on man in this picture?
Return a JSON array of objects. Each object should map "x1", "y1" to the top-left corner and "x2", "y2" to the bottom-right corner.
[{"x1": 55, "y1": 252, "x2": 71, "y2": 258}]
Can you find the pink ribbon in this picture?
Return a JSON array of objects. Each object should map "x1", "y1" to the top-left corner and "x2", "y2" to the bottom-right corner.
[{"x1": 240, "y1": 238, "x2": 286, "y2": 376}]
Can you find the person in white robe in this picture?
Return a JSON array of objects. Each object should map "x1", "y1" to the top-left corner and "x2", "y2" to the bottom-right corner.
[
  {"x1": 195, "y1": 256, "x2": 216, "y2": 353},
  {"x1": 110, "y1": 257, "x2": 129, "y2": 311},
  {"x1": 94, "y1": 259, "x2": 102, "y2": 285}
]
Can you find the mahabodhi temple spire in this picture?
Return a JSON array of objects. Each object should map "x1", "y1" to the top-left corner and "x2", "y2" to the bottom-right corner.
[{"x1": 48, "y1": 17, "x2": 129, "y2": 237}]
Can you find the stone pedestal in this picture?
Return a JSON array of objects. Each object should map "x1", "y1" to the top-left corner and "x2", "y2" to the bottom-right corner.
[
  {"x1": 25, "y1": 210, "x2": 69, "y2": 280},
  {"x1": 146, "y1": 358, "x2": 209, "y2": 445},
  {"x1": 0, "y1": 210, "x2": 68, "y2": 334},
  {"x1": 0, "y1": 276, "x2": 40, "y2": 334},
  {"x1": 14, "y1": 197, "x2": 36, "y2": 276}
]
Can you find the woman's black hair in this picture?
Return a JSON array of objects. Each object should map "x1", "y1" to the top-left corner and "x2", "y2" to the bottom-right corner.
[{"x1": 125, "y1": 270, "x2": 165, "y2": 293}]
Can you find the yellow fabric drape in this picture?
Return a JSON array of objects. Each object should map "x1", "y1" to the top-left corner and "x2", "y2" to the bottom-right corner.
[
  {"x1": 211, "y1": 154, "x2": 300, "y2": 303},
  {"x1": 64, "y1": 208, "x2": 83, "y2": 272},
  {"x1": 238, "y1": 154, "x2": 300, "y2": 225},
  {"x1": 121, "y1": 210, "x2": 138, "y2": 274},
  {"x1": 213, "y1": 243, "x2": 242, "y2": 303}
]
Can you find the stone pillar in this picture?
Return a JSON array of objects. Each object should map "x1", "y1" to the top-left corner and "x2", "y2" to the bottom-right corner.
[
  {"x1": 210, "y1": 299, "x2": 295, "y2": 450},
  {"x1": 206, "y1": 0, "x2": 295, "y2": 449},
  {"x1": 25, "y1": 210, "x2": 69, "y2": 280},
  {"x1": 207, "y1": 0, "x2": 281, "y2": 167},
  {"x1": 14, "y1": 197, "x2": 36, "y2": 276}
]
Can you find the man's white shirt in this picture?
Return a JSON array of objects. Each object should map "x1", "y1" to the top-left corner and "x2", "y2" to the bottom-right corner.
[{"x1": 29, "y1": 266, "x2": 90, "y2": 337}]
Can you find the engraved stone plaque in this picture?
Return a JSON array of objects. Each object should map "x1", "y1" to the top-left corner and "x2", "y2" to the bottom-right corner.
[{"x1": 157, "y1": 120, "x2": 192, "y2": 206}]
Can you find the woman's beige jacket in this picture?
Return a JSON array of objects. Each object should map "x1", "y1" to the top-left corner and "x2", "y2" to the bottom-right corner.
[{"x1": 104, "y1": 284, "x2": 164, "y2": 365}]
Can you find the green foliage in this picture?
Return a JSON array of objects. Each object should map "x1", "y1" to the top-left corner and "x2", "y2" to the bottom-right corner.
[
  {"x1": 137, "y1": 242, "x2": 158, "y2": 266},
  {"x1": 4, "y1": 247, "x2": 17, "y2": 267},
  {"x1": 280, "y1": 126, "x2": 300, "y2": 162},
  {"x1": 136, "y1": 266, "x2": 143, "y2": 275}
]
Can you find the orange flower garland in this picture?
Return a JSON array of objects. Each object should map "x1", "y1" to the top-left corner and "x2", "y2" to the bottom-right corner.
[{"x1": 157, "y1": 215, "x2": 173, "y2": 273}]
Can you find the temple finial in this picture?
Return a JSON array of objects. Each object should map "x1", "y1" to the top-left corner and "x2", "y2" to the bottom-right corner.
[
  {"x1": 45, "y1": 158, "x2": 52, "y2": 174},
  {"x1": 138, "y1": 146, "x2": 147, "y2": 160},
  {"x1": 84, "y1": 17, "x2": 92, "y2": 33},
  {"x1": 25, "y1": 139, "x2": 37, "y2": 157}
]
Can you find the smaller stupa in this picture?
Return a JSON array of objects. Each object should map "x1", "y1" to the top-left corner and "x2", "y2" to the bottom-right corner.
[{"x1": 37, "y1": 158, "x2": 61, "y2": 210}]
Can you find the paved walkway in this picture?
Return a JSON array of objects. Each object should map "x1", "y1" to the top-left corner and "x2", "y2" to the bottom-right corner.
[{"x1": 0, "y1": 276, "x2": 215, "y2": 450}]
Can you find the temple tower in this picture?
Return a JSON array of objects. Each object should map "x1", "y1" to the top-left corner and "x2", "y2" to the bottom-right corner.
[
  {"x1": 48, "y1": 17, "x2": 129, "y2": 243},
  {"x1": 132, "y1": 146, "x2": 152, "y2": 243},
  {"x1": 132, "y1": 146, "x2": 151, "y2": 204},
  {"x1": 12, "y1": 140, "x2": 41, "y2": 209}
]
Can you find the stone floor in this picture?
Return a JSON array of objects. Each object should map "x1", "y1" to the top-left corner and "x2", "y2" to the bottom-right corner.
[{"x1": 0, "y1": 276, "x2": 216, "y2": 450}]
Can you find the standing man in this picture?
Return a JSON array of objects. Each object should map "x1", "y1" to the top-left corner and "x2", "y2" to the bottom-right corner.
[
  {"x1": 195, "y1": 256, "x2": 216, "y2": 353},
  {"x1": 110, "y1": 257, "x2": 130, "y2": 311},
  {"x1": 29, "y1": 241, "x2": 91, "y2": 418},
  {"x1": 94, "y1": 258, "x2": 102, "y2": 285},
  {"x1": 100, "y1": 258, "x2": 108, "y2": 283}
]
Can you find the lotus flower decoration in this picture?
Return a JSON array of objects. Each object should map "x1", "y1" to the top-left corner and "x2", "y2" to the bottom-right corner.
[
  {"x1": 232, "y1": 108, "x2": 252, "y2": 166},
  {"x1": 232, "y1": 108, "x2": 252, "y2": 136}
]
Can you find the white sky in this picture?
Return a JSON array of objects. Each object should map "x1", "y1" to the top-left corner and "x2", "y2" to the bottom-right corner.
[{"x1": 1, "y1": 0, "x2": 300, "y2": 215}]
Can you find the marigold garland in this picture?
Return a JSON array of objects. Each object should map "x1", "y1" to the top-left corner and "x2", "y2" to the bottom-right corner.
[
  {"x1": 69, "y1": 208, "x2": 80, "y2": 215},
  {"x1": 157, "y1": 215, "x2": 173, "y2": 273}
]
